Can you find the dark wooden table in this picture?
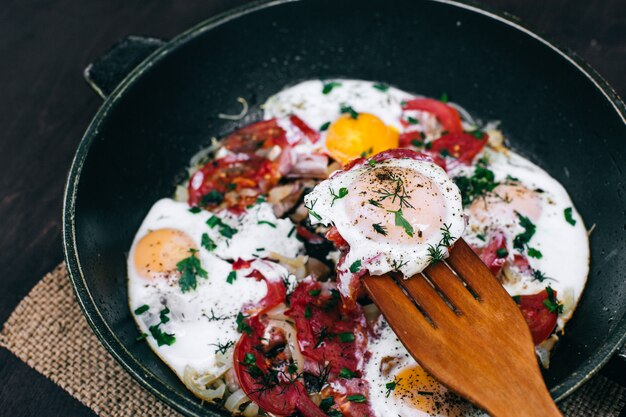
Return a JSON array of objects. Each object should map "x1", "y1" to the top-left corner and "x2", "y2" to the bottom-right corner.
[{"x1": 1, "y1": 0, "x2": 624, "y2": 416}]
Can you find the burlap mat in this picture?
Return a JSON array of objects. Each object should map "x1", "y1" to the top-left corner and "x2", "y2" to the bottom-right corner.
[{"x1": 1, "y1": 263, "x2": 624, "y2": 417}]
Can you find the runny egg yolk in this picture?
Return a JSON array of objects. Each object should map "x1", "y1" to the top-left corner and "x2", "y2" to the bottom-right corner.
[
  {"x1": 470, "y1": 184, "x2": 542, "y2": 225},
  {"x1": 325, "y1": 113, "x2": 399, "y2": 164},
  {"x1": 133, "y1": 228, "x2": 197, "y2": 280},
  {"x1": 345, "y1": 166, "x2": 447, "y2": 243},
  {"x1": 394, "y1": 365, "x2": 473, "y2": 415}
]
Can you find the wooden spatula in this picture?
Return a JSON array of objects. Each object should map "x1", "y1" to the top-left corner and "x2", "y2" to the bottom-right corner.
[{"x1": 362, "y1": 238, "x2": 562, "y2": 417}]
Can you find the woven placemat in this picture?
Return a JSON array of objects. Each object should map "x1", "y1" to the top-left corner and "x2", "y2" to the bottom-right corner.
[{"x1": 1, "y1": 263, "x2": 624, "y2": 417}]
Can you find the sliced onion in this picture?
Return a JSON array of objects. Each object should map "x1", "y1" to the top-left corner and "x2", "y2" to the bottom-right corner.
[
  {"x1": 287, "y1": 153, "x2": 329, "y2": 179},
  {"x1": 268, "y1": 252, "x2": 308, "y2": 279},
  {"x1": 218, "y1": 97, "x2": 249, "y2": 120},
  {"x1": 266, "y1": 303, "x2": 289, "y2": 321},
  {"x1": 174, "y1": 185, "x2": 189, "y2": 203},
  {"x1": 182, "y1": 366, "x2": 227, "y2": 402},
  {"x1": 267, "y1": 319, "x2": 305, "y2": 373},
  {"x1": 224, "y1": 388, "x2": 250, "y2": 412},
  {"x1": 243, "y1": 401, "x2": 259, "y2": 417}
]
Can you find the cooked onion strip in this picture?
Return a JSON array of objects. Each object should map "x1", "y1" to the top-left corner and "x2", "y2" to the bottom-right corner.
[
  {"x1": 218, "y1": 97, "x2": 249, "y2": 120},
  {"x1": 266, "y1": 302, "x2": 289, "y2": 321},
  {"x1": 224, "y1": 388, "x2": 250, "y2": 412},
  {"x1": 182, "y1": 366, "x2": 227, "y2": 402},
  {"x1": 242, "y1": 401, "x2": 259, "y2": 417},
  {"x1": 267, "y1": 319, "x2": 305, "y2": 373}
]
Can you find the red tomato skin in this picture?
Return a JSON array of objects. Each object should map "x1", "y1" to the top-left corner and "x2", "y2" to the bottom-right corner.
[
  {"x1": 222, "y1": 119, "x2": 288, "y2": 153},
  {"x1": 517, "y1": 290, "x2": 559, "y2": 344},
  {"x1": 471, "y1": 232, "x2": 508, "y2": 277},
  {"x1": 233, "y1": 317, "x2": 324, "y2": 416},
  {"x1": 325, "y1": 226, "x2": 349, "y2": 250},
  {"x1": 321, "y1": 378, "x2": 375, "y2": 417},
  {"x1": 428, "y1": 132, "x2": 488, "y2": 165},
  {"x1": 402, "y1": 98, "x2": 463, "y2": 133},
  {"x1": 290, "y1": 115, "x2": 321, "y2": 143},
  {"x1": 287, "y1": 280, "x2": 368, "y2": 376},
  {"x1": 296, "y1": 225, "x2": 326, "y2": 244},
  {"x1": 243, "y1": 267, "x2": 286, "y2": 315}
]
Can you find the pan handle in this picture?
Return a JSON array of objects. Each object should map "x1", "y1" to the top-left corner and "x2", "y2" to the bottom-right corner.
[{"x1": 84, "y1": 35, "x2": 166, "y2": 99}]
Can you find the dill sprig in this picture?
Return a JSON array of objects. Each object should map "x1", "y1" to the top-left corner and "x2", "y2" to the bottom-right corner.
[
  {"x1": 304, "y1": 198, "x2": 322, "y2": 221},
  {"x1": 210, "y1": 340, "x2": 234, "y2": 355},
  {"x1": 374, "y1": 173, "x2": 414, "y2": 209}
]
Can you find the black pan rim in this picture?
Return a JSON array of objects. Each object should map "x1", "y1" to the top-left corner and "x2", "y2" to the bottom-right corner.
[{"x1": 62, "y1": 0, "x2": 626, "y2": 415}]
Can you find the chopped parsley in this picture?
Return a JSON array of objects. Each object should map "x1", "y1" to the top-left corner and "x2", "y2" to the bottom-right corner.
[
  {"x1": 527, "y1": 247, "x2": 543, "y2": 259},
  {"x1": 339, "y1": 367, "x2": 357, "y2": 379},
  {"x1": 338, "y1": 332, "x2": 355, "y2": 343},
  {"x1": 159, "y1": 307, "x2": 171, "y2": 324},
  {"x1": 288, "y1": 226, "x2": 296, "y2": 238},
  {"x1": 149, "y1": 324, "x2": 176, "y2": 346},
  {"x1": 544, "y1": 286, "x2": 564, "y2": 314},
  {"x1": 206, "y1": 216, "x2": 238, "y2": 238},
  {"x1": 188, "y1": 206, "x2": 202, "y2": 214},
  {"x1": 368, "y1": 158, "x2": 377, "y2": 167},
  {"x1": 330, "y1": 187, "x2": 349, "y2": 206},
  {"x1": 201, "y1": 233, "x2": 217, "y2": 251},
  {"x1": 309, "y1": 289, "x2": 322, "y2": 296},
  {"x1": 206, "y1": 216, "x2": 221, "y2": 228},
  {"x1": 320, "y1": 121, "x2": 331, "y2": 131},
  {"x1": 372, "y1": 222, "x2": 388, "y2": 236},
  {"x1": 257, "y1": 220, "x2": 277, "y2": 228},
  {"x1": 496, "y1": 248, "x2": 508, "y2": 258},
  {"x1": 440, "y1": 92, "x2": 449, "y2": 103},
  {"x1": 385, "y1": 379, "x2": 401, "y2": 397},
  {"x1": 407, "y1": 116, "x2": 419, "y2": 125},
  {"x1": 340, "y1": 104, "x2": 359, "y2": 119},
  {"x1": 226, "y1": 271, "x2": 237, "y2": 284},
  {"x1": 564, "y1": 207, "x2": 576, "y2": 226},
  {"x1": 236, "y1": 312, "x2": 252, "y2": 335},
  {"x1": 349, "y1": 260, "x2": 362, "y2": 273},
  {"x1": 322, "y1": 81, "x2": 342, "y2": 95},
  {"x1": 135, "y1": 332, "x2": 148, "y2": 341},
  {"x1": 388, "y1": 208, "x2": 414, "y2": 237},
  {"x1": 467, "y1": 128, "x2": 485, "y2": 139},
  {"x1": 513, "y1": 212, "x2": 537, "y2": 252},
  {"x1": 319, "y1": 396, "x2": 335, "y2": 412},
  {"x1": 200, "y1": 190, "x2": 224, "y2": 206},
  {"x1": 532, "y1": 269, "x2": 553, "y2": 283},
  {"x1": 347, "y1": 394, "x2": 366, "y2": 403},
  {"x1": 134, "y1": 304, "x2": 149, "y2": 315},
  {"x1": 176, "y1": 249, "x2": 208, "y2": 292},
  {"x1": 304, "y1": 305, "x2": 312, "y2": 319},
  {"x1": 373, "y1": 83, "x2": 389, "y2": 92},
  {"x1": 453, "y1": 158, "x2": 499, "y2": 206}
]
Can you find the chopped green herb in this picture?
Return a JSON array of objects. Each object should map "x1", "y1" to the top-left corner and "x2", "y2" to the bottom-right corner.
[
  {"x1": 188, "y1": 206, "x2": 202, "y2": 214},
  {"x1": 407, "y1": 116, "x2": 419, "y2": 125},
  {"x1": 200, "y1": 190, "x2": 224, "y2": 206},
  {"x1": 467, "y1": 129, "x2": 485, "y2": 139},
  {"x1": 149, "y1": 324, "x2": 176, "y2": 346},
  {"x1": 340, "y1": 104, "x2": 359, "y2": 119},
  {"x1": 527, "y1": 247, "x2": 543, "y2": 259},
  {"x1": 411, "y1": 139, "x2": 424, "y2": 147},
  {"x1": 418, "y1": 391, "x2": 434, "y2": 396},
  {"x1": 347, "y1": 394, "x2": 366, "y2": 403},
  {"x1": 305, "y1": 198, "x2": 322, "y2": 221},
  {"x1": 506, "y1": 174, "x2": 519, "y2": 182},
  {"x1": 288, "y1": 226, "x2": 296, "y2": 238},
  {"x1": 513, "y1": 212, "x2": 536, "y2": 251},
  {"x1": 304, "y1": 305, "x2": 312, "y2": 319},
  {"x1": 388, "y1": 208, "x2": 414, "y2": 237},
  {"x1": 532, "y1": 269, "x2": 553, "y2": 283},
  {"x1": 320, "y1": 121, "x2": 331, "y2": 131},
  {"x1": 327, "y1": 411, "x2": 342, "y2": 417},
  {"x1": 218, "y1": 223, "x2": 237, "y2": 238},
  {"x1": 236, "y1": 312, "x2": 252, "y2": 335},
  {"x1": 226, "y1": 271, "x2": 237, "y2": 284},
  {"x1": 512, "y1": 295, "x2": 521, "y2": 303},
  {"x1": 476, "y1": 233, "x2": 486, "y2": 241},
  {"x1": 496, "y1": 248, "x2": 509, "y2": 258},
  {"x1": 176, "y1": 249, "x2": 208, "y2": 292},
  {"x1": 453, "y1": 159, "x2": 499, "y2": 206},
  {"x1": 440, "y1": 92, "x2": 449, "y2": 103},
  {"x1": 319, "y1": 396, "x2": 335, "y2": 412},
  {"x1": 427, "y1": 244, "x2": 445, "y2": 264},
  {"x1": 322, "y1": 81, "x2": 342, "y2": 95},
  {"x1": 373, "y1": 223, "x2": 388, "y2": 236},
  {"x1": 210, "y1": 340, "x2": 235, "y2": 355},
  {"x1": 330, "y1": 187, "x2": 349, "y2": 206},
  {"x1": 159, "y1": 307, "x2": 171, "y2": 324},
  {"x1": 373, "y1": 83, "x2": 389, "y2": 92},
  {"x1": 257, "y1": 220, "x2": 277, "y2": 228},
  {"x1": 349, "y1": 260, "x2": 362, "y2": 273},
  {"x1": 136, "y1": 332, "x2": 148, "y2": 341},
  {"x1": 440, "y1": 149, "x2": 451, "y2": 157},
  {"x1": 244, "y1": 352, "x2": 256, "y2": 365},
  {"x1": 368, "y1": 158, "x2": 377, "y2": 167},
  {"x1": 564, "y1": 207, "x2": 576, "y2": 226},
  {"x1": 543, "y1": 286, "x2": 564, "y2": 315},
  {"x1": 339, "y1": 367, "x2": 357, "y2": 379},
  {"x1": 134, "y1": 304, "x2": 149, "y2": 315},
  {"x1": 309, "y1": 289, "x2": 322, "y2": 296},
  {"x1": 338, "y1": 332, "x2": 355, "y2": 343},
  {"x1": 201, "y1": 233, "x2": 217, "y2": 251},
  {"x1": 314, "y1": 326, "x2": 333, "y2": 348},
  {"x1": 385, "y1": 379, "x2": 400, "y2": 398},
  {"x1": 368, "y1": 199, "x2": 382, "y2": 207},
  {"x1": 206, "y1": 216, "x2": 221, "y2": 228}
]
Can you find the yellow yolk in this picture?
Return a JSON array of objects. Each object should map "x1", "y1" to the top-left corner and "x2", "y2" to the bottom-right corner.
[
  {"x1": 470, "y1": 184, "x2": 542, "y2": 225},
  {"x1": 394, "y1": 365, "x2": 474, "y2": 415},
  {"x1": 133, "y1": 228, "x2": 197, "y2": 280},
  {"x1": 345, "y1": 166, "x2": 447, "y2": 243},
  {"x1": 325, "y1": 113, "x2": 399, "y2": 164}
]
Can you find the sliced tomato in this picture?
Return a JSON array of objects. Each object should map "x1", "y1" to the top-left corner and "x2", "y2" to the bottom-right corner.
[
  {"x1": 233, "y1": 316, "x2": 326, "y2": 417},
  {"x1": 471, "y1": 232, "x2": 508, "y2": 277},
  {"x1": 325, "y1": 226, "x2": 349, "y2": 251},
  {"x1": 402, "y1": 98, "x2": 463, "y2": 134},
  {"x1": 398, "y1": 130, "x2": 425, "y2": 147},
  {"x1": 243, "y1": 264, "x2": 287, "y2": 315},
  {"x1": 296, "y1": 225, "x2": 326, "y2": 244},
  {"x1": 187, "y1": 153, "x2": 280, "y2": 209},
  {"x1": 287, "y1": 280, "x2": 368, "y2": 376},
  {"x1": 320, "y1": 378, "x2": 374, "y2": 417},
  {"x1": 290, "y1": 115, "x2": 321, "y2": 143},
  {"x1": 512, "y1": 254, "x2": 532, "y2": 274},
  {"x1": 516, "y1": 290, "x2": 559, "y2": 344},
  {"x1": 428, "y1": 132, "x2": 488, "y2": 165},
  {"x1": 222, "y1": 119, "x2": 288, "y2": 153}
]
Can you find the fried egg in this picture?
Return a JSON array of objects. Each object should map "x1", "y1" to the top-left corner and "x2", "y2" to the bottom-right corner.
[
  {"x1": 128, "y1": 198, "x2": 300, "y2": 377},
  {"x1": 303, "y1": 153, "x2": 465, "y2": 287}
]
